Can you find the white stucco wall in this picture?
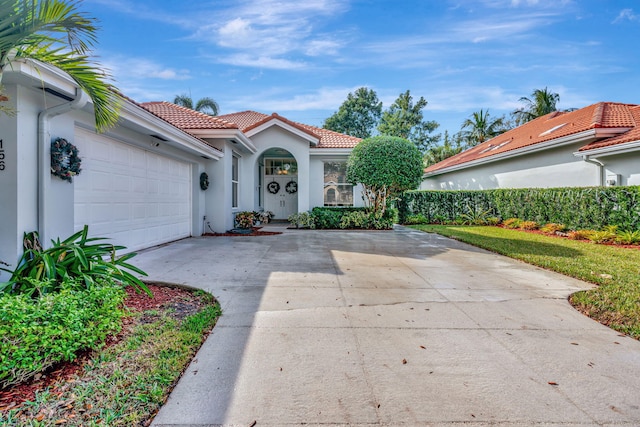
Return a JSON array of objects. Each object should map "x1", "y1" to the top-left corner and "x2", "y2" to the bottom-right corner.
[
  {"x1": 422, "y1": 143, "x2": 600, "y2": 190},
  {"x1": 598, "y1": 153, "x2": 640, "y2": 186}
]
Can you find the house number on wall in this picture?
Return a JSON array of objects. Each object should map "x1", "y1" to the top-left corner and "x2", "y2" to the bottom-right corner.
[{"x1": 0, "y1": 140, "x2": 5, "y2": 171}]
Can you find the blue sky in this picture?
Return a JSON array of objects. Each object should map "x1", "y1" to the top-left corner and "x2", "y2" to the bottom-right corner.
[{"x1": 83, "y1": 0, "x2": 640, "y2": 139}]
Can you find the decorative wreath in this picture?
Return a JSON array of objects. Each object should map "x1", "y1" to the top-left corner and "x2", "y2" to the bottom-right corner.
[
  {"x1": 285, "y1": 180, "x2": 298, "y2": 194},
  {"x1": 200, "y1": 172, "x2": 210, "y2": 190},
  {"x1": 51, "y1": 138, "x2": 81, "y2": 183},
  {"x1": 267, "y1": 181, "x2": 280, "y2": 194}
]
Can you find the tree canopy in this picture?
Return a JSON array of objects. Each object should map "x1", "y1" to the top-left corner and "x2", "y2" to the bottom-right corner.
[
  {"x1": 174, "y1": 94, "x2": 219, "y2": 116},
  {"x1": 511, "y1": 87, "x2": 560, "y2": 125},
  {"x1": 346, "y1": 135, "x2": 423, "y2": 215},
  {"x1": 377, "y1": 90, "x2": 440, "y2": 153},
  {"x1": 0, "y1": 0, "x2": 122, "y2": 131},
  {"x1": 323, "y1": 87, "x2": 382, "y2": 139}
]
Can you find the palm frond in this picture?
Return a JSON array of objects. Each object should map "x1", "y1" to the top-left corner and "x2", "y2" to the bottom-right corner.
[{"x1": 195, "y1": 97, "x2": 219, "y2": 116}]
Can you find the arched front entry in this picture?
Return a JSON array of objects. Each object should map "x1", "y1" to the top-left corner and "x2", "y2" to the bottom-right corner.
[{"x1": 261, "y1": 148, "x2": 298, "y2": 220}]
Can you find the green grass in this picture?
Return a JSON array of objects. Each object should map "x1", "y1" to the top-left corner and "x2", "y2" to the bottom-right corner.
[
  {"x1": 410, "y1": 224, "x2": 640, "y2": 339},
  {"x1": 0, "y1": 292, "x2": 221, "y2": 426}
]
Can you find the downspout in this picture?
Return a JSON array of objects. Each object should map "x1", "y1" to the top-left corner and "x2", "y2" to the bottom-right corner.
[
  {"x1": 582, "y1": 156, "x2": 605, "y2": 187},
  {"x1": 37, "y1": 89, "x2": 89, "y2": 243}
]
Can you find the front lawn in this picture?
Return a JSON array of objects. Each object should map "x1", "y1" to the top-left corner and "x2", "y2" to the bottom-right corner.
[{"x1": 410, "y1": 224, "x2": 640, "y2": 339}]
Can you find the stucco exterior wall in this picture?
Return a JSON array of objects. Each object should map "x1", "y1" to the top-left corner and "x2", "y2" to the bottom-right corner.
[
  {"x1": 600, "y1": 154, "x2": 640, "y2": 186},
  {"x1": 422, "y1": 142, "x2": 600, "y2": 190}
]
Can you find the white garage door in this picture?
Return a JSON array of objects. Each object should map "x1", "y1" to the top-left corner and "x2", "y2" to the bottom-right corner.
[{"x1": 74, "y1": 128, "x2": 191, "y2": 251}]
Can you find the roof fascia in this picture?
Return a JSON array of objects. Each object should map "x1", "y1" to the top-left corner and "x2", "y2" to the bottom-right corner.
[
  {"x1": 188, "y1": 128, "x2": 256, "y2": 153},
  {"x1": 424, "y1": 129, "x2": 600, "y2": 177},
  {"x1": 575, "y1": 139, "x2": 640, "y2": 159},
  {"x1": 245, "y1": 119, "x2": 320, "y2": 146},
  {"x1": 5, "y1": 58, "x2": 77, "y2": 95},
  {"x1": 309, "y1": 148, "x2": 353, "y2": 156}
]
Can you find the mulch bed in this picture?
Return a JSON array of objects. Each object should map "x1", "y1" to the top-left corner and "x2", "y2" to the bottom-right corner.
[
  {"x1": 203, "y1": 227, "x2": 282, "y2": 237},
  {"x1": 0, "y1": 284, "x2": 203, "y2": 409},
  {"x1": 496, "y1": 225, "x2": 640, "y2": 250}
]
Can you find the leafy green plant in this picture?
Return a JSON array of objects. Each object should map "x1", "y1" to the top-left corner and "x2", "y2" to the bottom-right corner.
[
  {"x1": 615, "y1": 230, "x2": 640, "y2": 245},
  {"x1": 502, "y1": 218, "x2": 522, "y2": 229},
  {"x1": 586, "y1": 229, "x2": 618, "y2": 244},
  {"x1": 486, "y1": 217, "x2": 501, "y2": 226},
  {"x1": 1, "y1": 226, "x2": 148, "y2": 297},
  {"x1": 0, "y1": 278, "x2": 125, "y2": 388},
  {"x1": 340, "y1": 211, "x2": 369, "y2": 229},
  {"x1": 519, "y1": 220, "x2": 539, "y2": 230}
]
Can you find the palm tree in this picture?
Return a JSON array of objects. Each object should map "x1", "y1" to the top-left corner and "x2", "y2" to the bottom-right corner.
[
  {"x1": 423, "y1": 131, "x2": 465, "y2": 167},
  {"x1": 512, "y1": 87, "x2": 560, "y2": 125},
  {"x1": 460, "y1": 109, "x2": 506, "y2": 146},
  {"x1": 0, "y1": 0, "x2": 122, "y2": 132},
  {"x1": 174, "y1": 94, "x2": 219, "y2": 116}
]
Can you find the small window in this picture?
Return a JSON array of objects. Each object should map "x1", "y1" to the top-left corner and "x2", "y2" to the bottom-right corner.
[
  {"x1": 324, "y1": 161, "x2": 353, "y2": 206},
  {"x1": 232, "y1": 155, "x2": 239, "y2": 208}
]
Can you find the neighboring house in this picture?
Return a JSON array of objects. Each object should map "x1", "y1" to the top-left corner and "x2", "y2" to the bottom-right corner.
[
  {"x1": 0, "y1": 59, "x2": 362, "y2": 277},
  {"x1": 422, "y1": 102, "x2": 640, "y2": 190}
]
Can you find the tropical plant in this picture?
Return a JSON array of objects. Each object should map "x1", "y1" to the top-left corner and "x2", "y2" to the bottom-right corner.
[
  {"x1": 615, "y1": 230, "x2": 640, "y2": 245},
  {"x1": 518, "y1": 220, "x2": 539, "y2": 230},
  {"x1": 174, "y1": 94, "x2": 219, "y2": 116},
  {"x1": 0, "y1": 0, "x2": 122, "y2": 131},
  {"x1": 347, "y1": 136, "x2": 423, "y2": 216},
  {"x1": 0, "y1": 225, "x2": 149, "y2": 297},
  {"x1": 511, "y1": 87, "x2": 560, "y2": 125},
  {"x1": 404, "y1": 214, "x2": 428, "y2": 225},
  {"x1": 323, "y1": 87, "x2": 382, "y2": 139},
  {"x1": 377, "y1": 90, "x2": 440, "y2": 152},
  {"x1": 459, "y1": 205, "x2": 494, "y2": 225},
  {"x1": 503, "y1": 218, "x2": 522, "y2": 229},
  {"x1": 460, "y1": 109, "x2": 506, "y2": 146},
  {"x1": 540, "y1": 223, "x2": 567, "y2": 234}
]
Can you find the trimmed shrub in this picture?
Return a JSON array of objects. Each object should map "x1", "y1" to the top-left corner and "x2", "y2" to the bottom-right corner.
[
  {"x1": 0, "y1": 279, "x2": 125, "y2": 388},
  {"x1": 288, "y1": 212, "x2": 316, "y2": 229}
]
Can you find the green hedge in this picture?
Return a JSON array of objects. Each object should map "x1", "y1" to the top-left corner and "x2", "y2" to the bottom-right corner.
[
  {"x1": 398, "y1": 186, "x2": 640, "y2": 231},
  {"x1": 0, "y1": 280, "x2": 125, "y2": 388}
]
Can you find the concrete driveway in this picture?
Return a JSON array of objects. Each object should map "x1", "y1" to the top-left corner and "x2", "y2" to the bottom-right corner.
[{"x1": 134, "y1": 225, "x2": 640, "y2": 426}]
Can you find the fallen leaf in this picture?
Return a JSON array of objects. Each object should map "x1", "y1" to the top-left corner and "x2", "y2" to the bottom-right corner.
[
  {"x1": 548, "y1": 381, "x2": 558, "y2": 386},
  {"x1": 54, "y1": 420, "x2": 67, "y2": 425},
  {"x1": 402, "y1": 359, "x2": 407, "y2": 364},
  {"x1": 420, "y1": 345, "x2": 426, "y2": 349},
  {"x1": 570, "y1": 342, "x2": 579, "y2": 345},
  {"x1": 249, "y1": 421, "x2": 257, "y2": 427}
]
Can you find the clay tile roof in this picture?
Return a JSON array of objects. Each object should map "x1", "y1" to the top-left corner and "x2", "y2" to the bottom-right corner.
[
  {"x1": 425, "y1": 102, "x2": 638, "y2": 174},
  {"x1": 216, "y1": 110, "x2": 361, "y2": 149},
  {"x1": 580, "y1": 105, "x2": 640, "y2": 151},
  {"x1": 140, "y1": 102, "x2": 238, "y2": 130}
]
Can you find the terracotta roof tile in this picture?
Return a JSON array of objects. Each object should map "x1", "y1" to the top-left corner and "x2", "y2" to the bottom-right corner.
[
  {"x1": 580, "y1": 105, "x2": 640, "y2": 151},
  {"x1": 425, "y1": 102, "x2": 638, "y2": 174},
  {"x1": 216, "y1": 110, "x2": 361, "y2": 149},
  {"x1": 140, "y1": 102, "x2": 238, "y2": 130}
]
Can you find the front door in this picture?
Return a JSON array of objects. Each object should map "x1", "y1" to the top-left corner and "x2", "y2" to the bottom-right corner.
[{"x1": 265, "y1": 175, "x2": 297, "y2": 219}]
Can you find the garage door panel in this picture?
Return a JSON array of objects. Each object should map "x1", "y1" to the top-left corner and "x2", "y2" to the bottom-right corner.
[{"x1": 74, "y1": 129, "x2": 191, "y2": 251}]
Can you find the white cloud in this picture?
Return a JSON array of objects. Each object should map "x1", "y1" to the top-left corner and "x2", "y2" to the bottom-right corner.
[
  {"x1": 227, "y1": 86, "x2": 365, "y2": 112},
  {"x1": 214, "y1": 53, "x2": 307, "y2": 70},
  {"x1": 104, "y1": 57, "x2": 191, "y2": 81},
  {"x1": 613, "y1": 9, "x2": 638, "y2": 23}
]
